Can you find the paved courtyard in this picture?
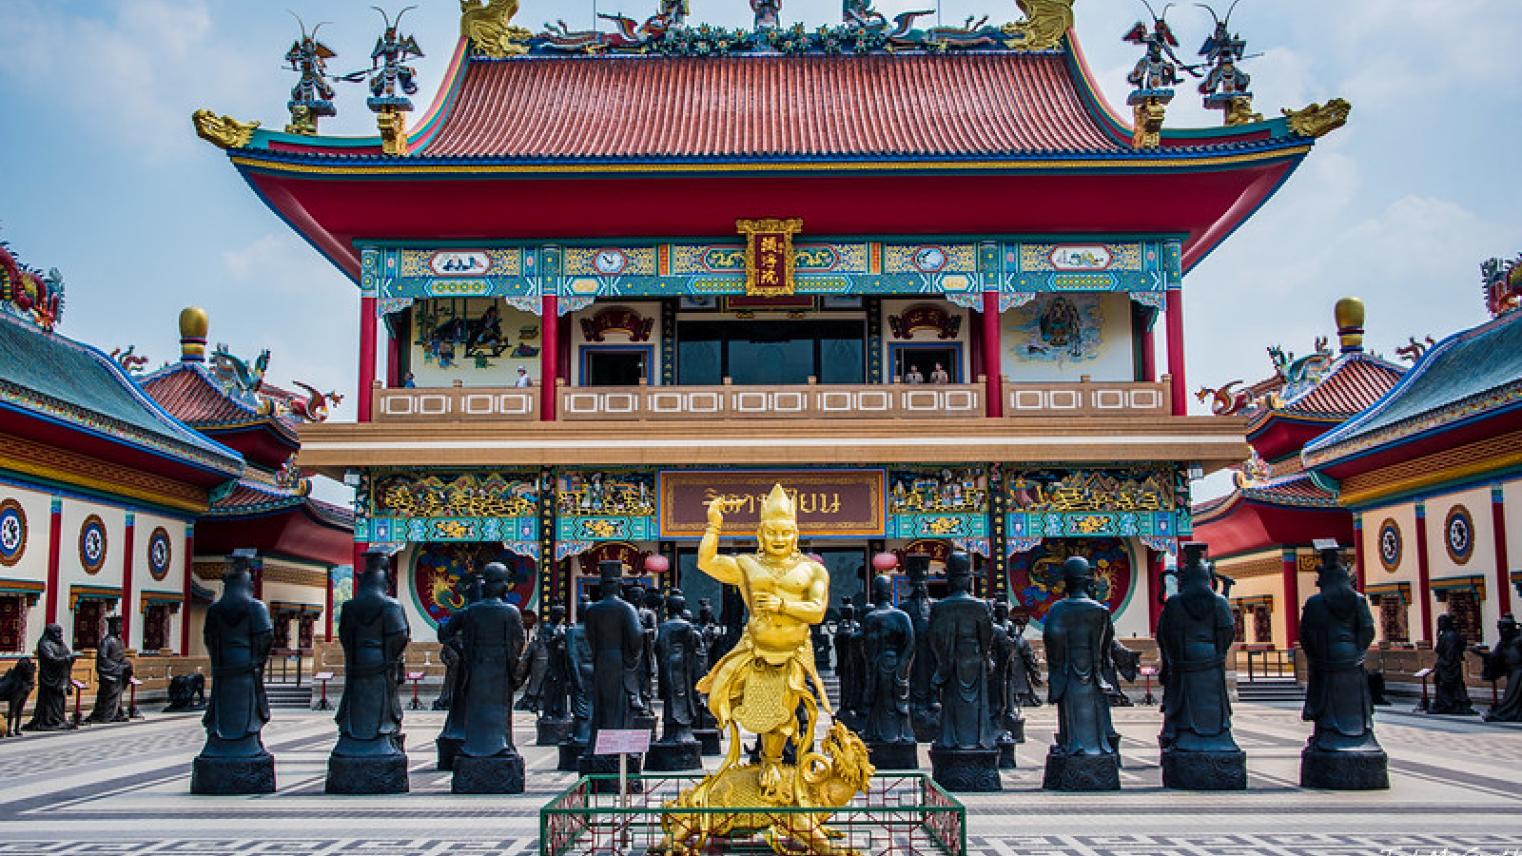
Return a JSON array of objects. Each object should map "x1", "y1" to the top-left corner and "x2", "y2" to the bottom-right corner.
[{"x1": 0, "y1": 701, "x2": 1518, "y2": 856}]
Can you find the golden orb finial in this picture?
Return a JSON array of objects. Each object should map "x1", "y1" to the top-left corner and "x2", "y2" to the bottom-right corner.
[
  {"x1": 179, "y1": 306, "x2": 209, "y2": 363},
  {"x1": 1334, "y1": 297, "x2": 1365, "y2": 354}
]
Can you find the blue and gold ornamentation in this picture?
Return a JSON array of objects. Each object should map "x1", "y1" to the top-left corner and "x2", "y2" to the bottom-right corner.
[
  {"x1": 79, "y1": 514, "x2": 108, "y2": 574},
  {"x1": 1443, "y1": 505, "x2": 1474, "y2": 565},
  {"x1": 0, "y1": 499, "x2": 26, "y2": 567},
  {"x1": 147, "y1": 526, "x2": 173, "y2": 581}
]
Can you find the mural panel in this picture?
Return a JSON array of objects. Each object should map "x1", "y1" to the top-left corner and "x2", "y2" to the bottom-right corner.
[
  {"x1": 1008, "y1": 537, "x2": 1133, "y2": 625},
  {"x1": 556, "y1": 470, "x2": 657, "y2": 542},
  {"x1": 357, "y1": 470, "x2": 539, "y2": 547},
  {"x1": 411, "y1": 543, "x2": 536, "y2": 629},
  {"x1": 1006, "y1": 467, "x2": 1188, "y2": 553},
  {"x1": 886, "y1": 467, "x2": 989, "y2": 540}
]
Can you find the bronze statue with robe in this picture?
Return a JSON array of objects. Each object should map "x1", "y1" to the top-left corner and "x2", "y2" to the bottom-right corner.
[
  {"x1": 903, "y1": 554, "x2": 938, "y2": 741},
  {"x1": 539, "y1": 604, "x2": 571, "y2": 723},
  {"x1": 456, "y1": 563, "x2": 525, "y2": 759},
  {"x1": 860, "y1": 575, "x2": 915, "y2": 746},
  {"x1": 26, "y1": 623, "x2": 76, "y2": 731},
  {"x1": 88, "y1": 615, "x2": 133, "y2": 723},
  {"x1": 989, "y1": 601, "x2": 1015, "y2": 732},
  {"x1": 1481, "y1": 614, "x2": 1522, "y2": 722},
  {"x1": 564, "y1": 600, "x2": 594, "y2": 744},
  {"x1": 1042, "y1": 556, "x2": 1121, "y2": 791},
  {"x1": 515, "y1": 611, "x2": 549, "y2": 712},
  {"x1": 585, "y1": 561, "x2": 645, "y2": 740},
  {"x1": 327, "y1": 548, "x2": 411, "y2": 793},
  {"x1": 1011, "y1": 617, "x2": 1043, "y2": 707},
  {"x1": 433, "y1": 570, "x2": 481, "y2": 711},
  {"x1": 191, "y1": 553, "x2": 276, "y2": 794},
  {"x1": 655, "y1": 591, "x2": 702, "y2": 744},
  {"x1": 833, "y1": 600, "x2": 864, "y2": 723},
  {"x1": 1430, "y1": 614, "x2": 1475, "y2": 715},
  {"x1": 928, "y1": 553, "x2": 995, "y2": 750}
]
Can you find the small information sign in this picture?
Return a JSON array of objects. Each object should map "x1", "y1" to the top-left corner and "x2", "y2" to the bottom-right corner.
[
  {"x1": 594, "y1": 729, "x2": 651, "y2": 756},
  {"x1": 314, "y1": 671, "x2": 334, "y2": 681},
  {"x1": 1413, "y1": 667, "x2": 1433, "y2": 679},
  {"x1": 406, "y1": 671, "x2": 425, "y2": 681}
]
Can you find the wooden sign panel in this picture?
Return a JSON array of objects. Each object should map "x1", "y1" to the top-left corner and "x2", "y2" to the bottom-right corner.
[{"x1": 659, "y1": 469, "x2": 885, "y2": 538}]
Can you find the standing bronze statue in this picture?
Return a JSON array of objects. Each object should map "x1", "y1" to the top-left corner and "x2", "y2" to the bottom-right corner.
[
  {"x1": 903, "y1": 554, "x2": 939, "y2": 742},
  {"x1": 88, "y1": 615, "x2": 133, "y2": 723},
  {"x1": 191, "y1": 551, "x2": 276, "y2": 794},
  {"x1": 629, "y1": 584, "x2": 659, "y2": 712},
  {"x1": 692, "y1": 597, "x2": 723, "y2": 754},
  {"x1": 1480, "y1": 613, "x2": 1522, "y2": 722},
  {"x1": 860, "y1": 574, "x2": 917, "y2": 769},
  {"x1": 1042, "y1": 556, "x2": 1121, "y2": 791},
  {"x1": 536, "y1": 604, "x2": 573, "y2": 745},
  {"x1": 648, "y1": 590, "x2": 704, "y2": 771},
  {"x1": 515, "y1": 609, "x2": 549, "y2": 712},
  {"x1": 433, "y1": 569, "x2": 481, "y2": 712},
  {"x1": 1011, "y1": 615, "x2": 1043, "y2": 710},
  {"x1": 26, "y1": 623, "x2": 76, "y2": 732},
  {"x1": 557, "y1": 600, "x2": 595, "y2": 771},
  {"x1": 1299, "y1": 546, "x2": 1388, "y2": 789},
  {"x1": 988, "y1": 601, "x2": 1018, "y2": 767},
  {"x1": 1429, "y1": 614, "x2": 1476, "y2": 715},
  {"x1": 927, "y1": 551, "x2": 1000, "y2": 791},
  {"x1": 580, "y1": 560, "x2": 647, "y2": 783},
  {"x1": 1156, "y1": 542, "x2": 1245, "y2": 790},
  {"x1": 327, "y1": 546, "x2": 411, "y2": 794},
  {"x1": 833, "y1": 600, "x2": 864, "y2": 730},
  {"x1": 450, "y1": 562, "x2": 527, "y2": 794}
]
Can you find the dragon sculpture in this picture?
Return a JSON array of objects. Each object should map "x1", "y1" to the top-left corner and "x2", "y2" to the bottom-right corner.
[
  {"x1": 110, "y1": 346, "x2": 150, "y2": 375},
  {"x1": 1002, "y1": 0, "x2": 1075, "y2": 50},
  {"x1": 210, "y1": 344, "x2": 270, "y2": 393},
  {"x1": 1394, "y1": 336, "x2": 1435, "y2": 364},
  {"x1": 655, "y1": 722, "x2": 874, "y2": 856},
  {"x1": 1195, "y1": 380, "x2": 1253, "y2": 416},
  {"x1": 1267, "y1": 336, "x2": 1332, "y2": 390},
  {"x1": 460, "y1": 0, "x2": 533, "y2": 56},
  {"x1": 286, "y1": 382, "x2": 344, "y2": 423},
  {"x1": 1481, "y1": 255, "x2": 1522, "y2": 317}
]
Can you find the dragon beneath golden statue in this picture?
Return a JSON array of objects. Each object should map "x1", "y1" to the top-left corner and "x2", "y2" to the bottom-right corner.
[{"x1": 460, "y1": 0, "x2": 533, "y2": 57}]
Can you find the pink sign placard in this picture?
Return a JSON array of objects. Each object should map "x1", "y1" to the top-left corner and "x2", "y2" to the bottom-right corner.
[{"x1": 594, "y1": 729, "x2": 651, "y2": 755}]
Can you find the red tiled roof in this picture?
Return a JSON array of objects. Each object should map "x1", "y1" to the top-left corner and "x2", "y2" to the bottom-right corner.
[
  {"x1": 141, "y1": 364, "x2": 256, "y2": 425},
  {"x1": 1279, "y1": 355, "x2": 1404, "y2": 419},
  {"x1": 422, "y1": 53, "x2": 1123, "y2": 160},
  {"x1": 1239, "y1": 473, "x2": 1337, "y2": 508},
  {"x1": 209, "y1": 479, "x2": 354, "y2": 528}
]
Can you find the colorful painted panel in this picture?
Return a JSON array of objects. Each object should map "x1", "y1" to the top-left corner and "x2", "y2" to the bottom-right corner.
[
  {"x1": 0, "y1": 500, "x2": 26, "y2": 567},
  {"x1": 887, "y1": 467, "x2": 989, "y2": 540},
  {"x1": 1008, "y1": 538, "x2": 1133, "y2": 625},
  {"x1": 146, "y1": 527, "x2": 172, "y2": 582},
  {"x1": 357, "y1": 471, "x2": 539, "y2": 544},
  {"x1": 79, "y1": 515, "x2": 107, "y2": 574},
  {"x1": 411, "y1": 298, "x2": 542, "y2": 373},
  {"x1": 1006, "y1": 467, "x2": 1189, "y2": 551},
  {"x1": 1443, "y1": 505, "x2": 1475, "y2": 565},
  {"x1": 410, "y1": 543, "x2": 536, "y2": 629},
  {"x1": 556, "y1": 470, "x2": 657, "y2": 543}
]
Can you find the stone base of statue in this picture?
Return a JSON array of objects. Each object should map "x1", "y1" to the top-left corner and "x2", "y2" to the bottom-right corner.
[
  {"x1": 557, "y1": 740, "x2": 587, "y2": 772},
  {"x1": 694, "y1": 728, "x2": 722, "y2": 756},
  {"x1": 325, "y1": 753, "x2": 410, "y2": 795},
  {"x1": 536, "y1": 718, "x2": 573, "y2": 746},
  {"x1": 867, "y1": 740, "x2": 919, "y2": 770},
  {"x1": 645, "y1": 739, "x2": 703, "y2": 771},
  {"x1": 631, "y1": 712, "x2": 658, "y2": 736},
  {"x1": 191, "y1": 753, "x2": 276, "y2": 795},
  {"x1": 1299, "y1": 746, "x2": 1389, "y2": 790},
  {"x1": 929, "y1": 746, "x2": 1002, "y2": 792},
  {"x1": 435, "y1": 736, "x2": 461, "y2": 771},
  {"x1": 579, "y1": 752, "x2": 644, "y2": 794},
  {"x1": 1160, "y1": 748, "x2": 1246, "y2": 791},
  {"x1": 1008, "y1": 716, "x2": 1026, "y2": 744},
  {"x1": 451, "y1": 752, "x2": 526, "y2": 794},
  {"x1": 1042, "y1": 750, "x2": 1120, "y2": 792},
  {"x1": 911, "y1": 714, "x2": 938, "y2": 744},
  {"x1": 997, "y1": 736, "x2": 1017, "y2": 770}
]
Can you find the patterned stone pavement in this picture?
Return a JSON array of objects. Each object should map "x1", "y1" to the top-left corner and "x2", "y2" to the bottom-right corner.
[{"x1": 0, "y1": 701, "x2": 1518, "y2": 855}]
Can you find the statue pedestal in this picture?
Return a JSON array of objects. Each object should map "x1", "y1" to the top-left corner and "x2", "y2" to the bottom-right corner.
[
  {"x1": 536, "y1": 718, "x2": 573, "y2": 746},
  {"x1": 929, "y1": 746, "x2": 1002, "y2": 792},
  {"x1": 557, "y1": 740, "x2": 587, "y2": 772},
  {"x1": 996, "y1": 736, "x2": 1017, "y2": 770},
  {"x1": 645, "y1": 739, "x2": 703, "y2": 771},
  {"x1": 1008, "y1": 716, "x2": 1026, "y2": 744},
  {"x1": 578, "y1": 752, "x2": 644, "y2": 794},
  {"x1": 1041, "y1": 750, "x2": 1120, "y2": 791},
  {"x1": 435, "y1": 736, "x2": 461, "y2": 771},
  {"x1": 191, "y1": 753, "x2": 276, "y2": 795},
  {"x1": 1299, "y1": 747, "x2": 1389, "y2": 790},
  {"x1": 867, "y1": 740, "x2": 919, "y2": 771},
  {"x1": 911, "y1": 714, "x2": 938, "y2": 744},
  {"x1": 452, "y1": 752, "x2": 526, "y2": 794},
  {"x1": 694, "y1": 728, "x2": 722, "y2": 756},
  {"x1": 1160, "y1": 748, "x2": 1246, "y2": 791},
  {"x1": 630, "y1": 712, "x2": 658, "y2": 736},
  {"x1": 325, "y1": 753, "x2": 409, "y2": 795}
]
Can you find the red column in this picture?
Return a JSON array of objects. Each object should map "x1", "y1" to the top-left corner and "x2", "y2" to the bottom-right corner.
[
  {"x1": 541, "y1": 295, "x2": 559, "y2": 421},
  {"x1": 121, "y1": 515, "x2": 135, "y2": 647},
  {"x1": 44, "y1": 498, "x2": 62, "y2": 625},
  {"x1": 1146, "y1": 548, "x2": 1165, "y2": 635},
  {"x1": 358, "y1": 296, "x2": 378, "y2": 422},
  {"x1": 324, "y1": 565, "x2": 335, "y2": 643},
  {"x1": 1352, "y1": 515, "x2": 1366, "y2": 592},
  {"x1": 179, "y1": 526, "x2": 194, "y2": 655},
  {"x1": 385, "y1": 324, "x2": 401, "y2": 388},
  {"x1": 1141, "y1": 322, "x2": 1157, "y2": 382},
  {"x1": 1281, "y1": 549, "x2": 1300, "y2": 649},
  {"x1": 1414, "y1": 503, "x2": 1433, "y2": 644},
  {"x1": 1166, "y1": 289, "x2": 1186, "y2": 416},
  {"x1": 980, "y1": 292, "x2": 1002, "y2": 418},
  {"x1": 1494, "y1": 486, "x2": 1514, "y2": 616}
]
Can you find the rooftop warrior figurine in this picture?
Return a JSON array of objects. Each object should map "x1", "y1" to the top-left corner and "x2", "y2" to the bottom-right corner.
[
  {"x1": 1043, "y1": 556, "x2": 1121, "y2": 791},
  {"x1": 327, "y1": 547, "x2": 411, "y2": 794},
  {"x1": 1298, "y1": 546, "x2": 1388, "y2": 789},
  {"x1": 191, "y1": 552, "x2": 275, "y2": 794},
  {"x1": 283, "y1": 15, "x2": 340, "y2": 135},
  {"x1": 927, "y1": 551, "x2": 1000, "y2": 791},
  {"x1": 367, "y1": 6, "x2": 424, "y2": 112},
  {"x1": 450, "y1": 562, "x2": 527, "y2": 794}
]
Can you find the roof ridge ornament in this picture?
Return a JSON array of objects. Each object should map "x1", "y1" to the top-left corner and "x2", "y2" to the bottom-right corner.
[
  {"x1": 1002, "y1": 0, "x2": 1076, "y2": 50},
  {"x1": 460, "y1": 0, "x2": 532, "y2": 57},
  {"x1": 1123, "y1": 2, "x2": 1188, "y2": 148},
  {"x1": 191, "y1": 109, "x2": 260, "y2": 150},
  {"x1": 1281, "y1": 98, "x2": 1352, "y2": 138},
  {"x1": 1195, "y1": 2, "x2": 1262, "y2": 125}
]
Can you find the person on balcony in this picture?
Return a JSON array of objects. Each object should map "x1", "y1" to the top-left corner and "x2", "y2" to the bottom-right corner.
[
  {"x1": 905, "y1": 366, "x2": 925, "y2": 384},
  {"x1": 515, "y1": 366, "x2": 532, "y2": 388},
  {"x1": 930, "y1": 363, "x2": 950, "y2": 384}
]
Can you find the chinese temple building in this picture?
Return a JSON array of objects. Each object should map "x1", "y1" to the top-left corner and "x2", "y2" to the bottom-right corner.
[
  {"x1": 1306, "y1": 255, "x2": 1522, "y2": 652},
  {"x1": 0, "y1": 240, "x2": 244, "y2": 665},
  {"x1": 1192, "y1": 300, "x2": 1405, "y2": 651},
  {"x1": 194, "y1": 0, "x2": 1347, "y2": 638},
  {"x1": 139, "y1": 309, "x2": 353, "y2": 657}
]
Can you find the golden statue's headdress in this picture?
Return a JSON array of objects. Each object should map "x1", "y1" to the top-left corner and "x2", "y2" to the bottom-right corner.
[{"x1": 760, "y1": 484, "x2": 795, "y2": 524}]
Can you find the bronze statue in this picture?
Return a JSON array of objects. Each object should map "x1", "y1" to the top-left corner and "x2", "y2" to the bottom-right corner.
[
  {"x1": 860, "y1": 574, "x2": 917, "y2": 769},
  {"x1": 1156, "y1": 543, "x2": 1245, "y2": 789},
  {"x1": 515, "y1": 609, "x2": 549, "y2": 712},
  {"x1": 1481, "y1": 613, "x2": 1522, "y2": 722},
  {"x1": 903, "y1": 554, "x2": 938, "y2": 742},
  {"x1": 833, "y1": 600, "x2": 864, "y2": 727},
  {"x1": 1429, "y1": 614, "x2": 1475, "y2": 715},
  {"x1": 581, "y1": 560, "x2": 646, "y2": 781},
  {"x1": 988, "y1": 600, "x2": 1019, "y2": 765},
  {"x1": 1298, "y1": 547, "x2": 1387, "y2": 789},
  {"x1": 1043, "y1": 556, "x2": 1121, "y2": 791},
  {"x1": 433, "y1": 569, "x2": 481, "y2": 712},
  {"x1": 1103, "y1": 639, "x2": 1142, "y2": 706},
  {"x1": 1011, "y1": 616, "x2": 1043, "y2": 708},
  {"x1": 629, "y1": 584, "x2": 659, "y2": 711},
  {"x1": 327, "y1": 547, "x2": 411, "y2": 794},
  {"x1": 450, "y1": 561, "x2": 527, "y2": 793},
  {"x1": 648, "y1": 590, "x2": 704, "y2": 771},
  {"x1": 536, "y1": 604, "x2": 572, "y2": 743},
  {"x1": 0, "y1": 656, "x2": 35, "y2": 736},
  {"x1": 692, "y1": 597, "x2": 724, "y2": 754},
  {"x1": 557, "y1": 600, "x2": 595, "y2": 771},
  {"x1": 927, "y1": 551, "x2": 1000, "y2": 791},
  {"x1": 191, "y1": 552, "x2": 276, "y2": 794},
  {"x1": 26, "y1": 624, "x2": 76, "y2": 732},
  {"x1": 88, "y1": 615, "x2": 133, "y2": 723}
]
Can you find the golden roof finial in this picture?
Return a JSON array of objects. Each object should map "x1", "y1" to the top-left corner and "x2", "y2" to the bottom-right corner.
[
  {"x1": 1334, "y1": 296, "x2": 1365, "y2": 354},
  {"x1": 1282, "y1": 98, "x2": 1352, "y2": 138},
  {"x1": 760, "y1": 484, "x2": 795, "y2": 525},
  {"x1": 179, "y1": 306, "x2": 210, "y2": 363},
  {"x1": 191, "y1": 110, "x2": 260, "y2": 150}
]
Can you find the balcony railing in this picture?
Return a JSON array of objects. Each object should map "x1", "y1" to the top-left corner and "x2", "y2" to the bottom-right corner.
[
  {"x1": 559, "y1": 382, "x2": 985, "y2": 421},
  {"x1": 1003, "y1": 377, "x2": 1171, "y2": 417},
  {"x1": 373, "y1": 386, "x2": 539, "y2": 422}
]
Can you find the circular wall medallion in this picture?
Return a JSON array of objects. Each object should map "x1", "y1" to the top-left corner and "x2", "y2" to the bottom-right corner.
[
  {"x1": 78, "y1": 514, "x2": 108, "y2": 575},
  {"x1": 1444, "y1": 505, "x2": 1475, "y2": 565},
  {"x1": 147, "y1": 527, "x2": 173, "y2": 581},
  {"x1": 1377, "y1": 518, "x2": 1402, "y2": 573},
  {"x1": 0, "y1": 499, "x2": 27, "y2": 567}
]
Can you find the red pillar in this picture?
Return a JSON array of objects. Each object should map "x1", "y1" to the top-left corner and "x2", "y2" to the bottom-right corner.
[
  {"x1": 358, "y1": 296, "x2": 378, "y2": 422},
  {"x1": 1494, "y1": 486, "x2": 1514, "y2": 616},
  {"x1": 121, "y1": 515, "x2": 135, "y2": 647},
  {"x1": 1147, "y1": 548, "x2": 1165, "y2": 635},
  {"x1": 1281, "y1": 549, "x2": 1300, "y2": 649},
  {"x1": 1352, "y1": 515, "x2": 1367, "y2": 592},
  {"x1": 980, "y1": 292, "x2": 1002, "y2": 418},
  {"x1": 1141, "y1": 322, "x2": 1157, "y2": 382},
  {"x1": 1166, "y1": 289, "x2": 1187, "y2": 416},
  {"x1": 385, "y1": 324, "x2": 401, "y2": 388},
  {"x1": 324, "y1": 565, "x2": 335, "y2": 643},
  {"x1": 541, "y1": 295, "x2": 559, "y2": 421},
  {"x1": 179, "y1": 526, "x2": 194, "y2": 655},
  {"x1": 44, "y1": 498, "x2": 62, "y2": 625},
  {"x1": 1414, "y1": 503, "x2": 1433, "y2": 644}
]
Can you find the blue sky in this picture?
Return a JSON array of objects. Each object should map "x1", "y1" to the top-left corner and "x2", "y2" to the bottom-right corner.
[{"x1": 3, "y1": 0, "x2": 1521, "y2": 501}]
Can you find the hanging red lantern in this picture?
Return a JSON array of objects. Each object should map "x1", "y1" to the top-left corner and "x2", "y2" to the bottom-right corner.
[
  {"x1": 643, "y1": 554, "x2": 671, "y2": 574},
  {"x1": 872, "y1": 552, "x2": 899, "y2": 572}
]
